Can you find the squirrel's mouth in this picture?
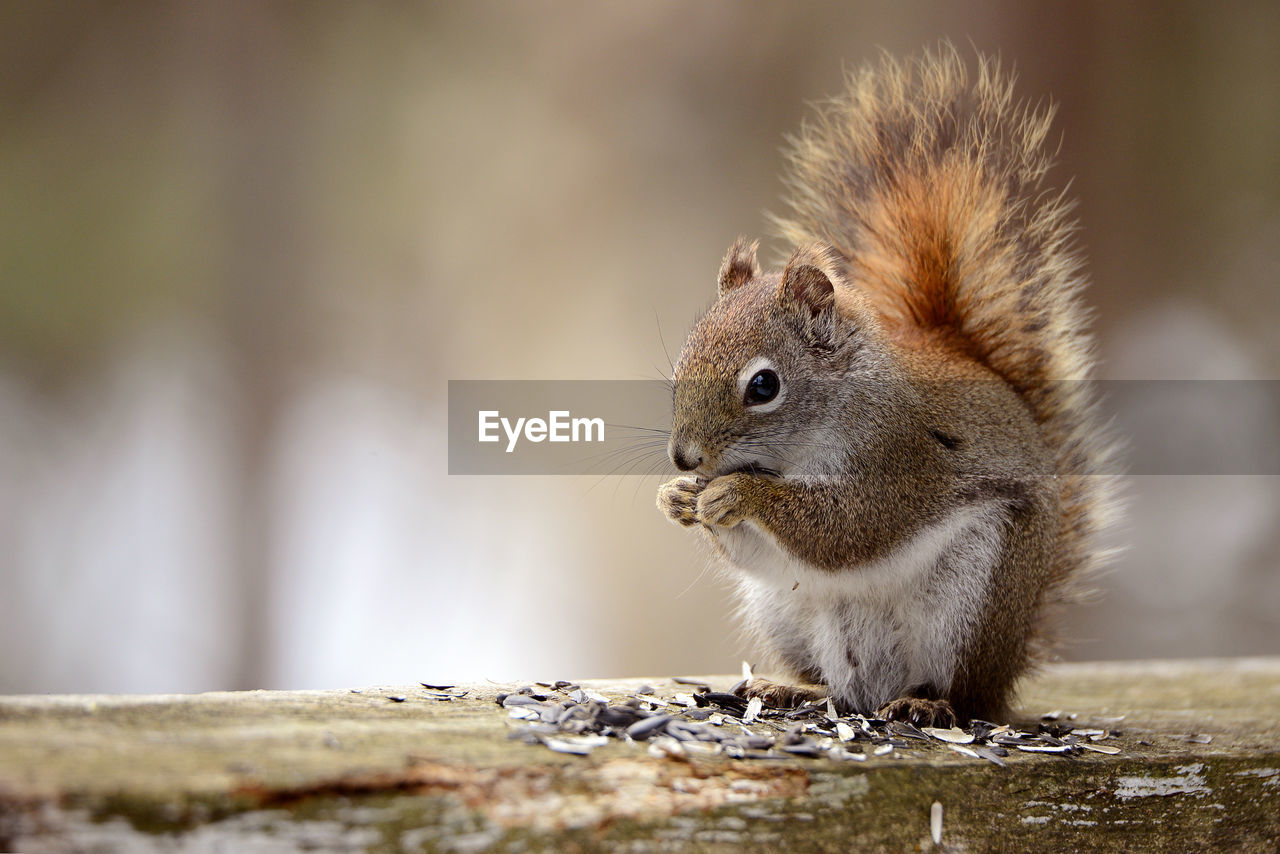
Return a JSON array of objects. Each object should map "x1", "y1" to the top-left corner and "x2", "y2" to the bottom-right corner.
[{"x1": 706, "y1": 461, "x2": 782, "y2": 480}]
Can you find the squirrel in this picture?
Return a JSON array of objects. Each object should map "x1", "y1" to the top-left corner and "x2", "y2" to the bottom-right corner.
[{"x1": 656, "y1": 46, "x2": 1120, "y2": 727}]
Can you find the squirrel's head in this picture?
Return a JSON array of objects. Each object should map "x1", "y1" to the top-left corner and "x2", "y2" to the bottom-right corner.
[{"x1": 669, "y1": 237, "x2": 889, "y2": 480}]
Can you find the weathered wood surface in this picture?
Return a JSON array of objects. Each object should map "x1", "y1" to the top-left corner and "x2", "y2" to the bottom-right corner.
[{"x1": 1, "y1": 658, "x2": 1278, "y2": 852}]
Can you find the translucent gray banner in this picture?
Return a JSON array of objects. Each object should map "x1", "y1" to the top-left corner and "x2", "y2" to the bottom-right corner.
[{"x1": 447, "y1": 380, "x2": 1280, "y2": 475}]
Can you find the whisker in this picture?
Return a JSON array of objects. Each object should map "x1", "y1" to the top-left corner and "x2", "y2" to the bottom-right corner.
[
  {"x1": 674, "y1": 558, "x2": 714, "y2": 600},
  {"x1": 654, "y1": 309, "x2": 676, "y2": 378},
  {"x1": 605, "y1": 422, "x2": 672, "y2": 437}
]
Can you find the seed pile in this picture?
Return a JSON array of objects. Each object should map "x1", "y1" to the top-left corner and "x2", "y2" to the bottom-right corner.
[{"x1": 499, "y1": 680, "x2": 1123, "y2": 764}]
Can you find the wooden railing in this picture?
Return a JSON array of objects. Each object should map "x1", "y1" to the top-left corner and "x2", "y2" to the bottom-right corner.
[{"x1": 1, "y1": 658, "x2": 1278, "y2": 851}]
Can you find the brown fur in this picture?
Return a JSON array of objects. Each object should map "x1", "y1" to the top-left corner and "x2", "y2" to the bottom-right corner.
[{"x1": 718, "y1": 237, "x2": 761, "y2": 296}]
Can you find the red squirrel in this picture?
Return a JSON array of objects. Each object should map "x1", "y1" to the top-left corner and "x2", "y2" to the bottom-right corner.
[{"x1": 657, "y1": 46, "x2": 1120, "y2": 726}]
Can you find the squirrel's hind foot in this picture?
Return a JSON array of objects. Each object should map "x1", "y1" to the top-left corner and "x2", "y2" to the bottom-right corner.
[
  {"x1": 734, "y1": 677, "x2": 828, "y2": 710},
  {"x1": 876, "y1": 696, "x2": 957, "y2": 728}
]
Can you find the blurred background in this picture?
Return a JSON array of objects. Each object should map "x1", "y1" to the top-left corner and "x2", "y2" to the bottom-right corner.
[{"x1": 2, "y1": 1, "x2": 1278, "y2": 694}]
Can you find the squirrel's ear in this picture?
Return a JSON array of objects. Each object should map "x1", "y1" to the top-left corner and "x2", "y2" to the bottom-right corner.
[
  {"x1": 718, "y1": 236, "x2": 760, "y2": 296},
  {"x1": 779, "y1": 243, "x2": 840, "y2": 320}
]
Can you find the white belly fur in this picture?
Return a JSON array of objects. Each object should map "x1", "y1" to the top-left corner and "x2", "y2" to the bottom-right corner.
[{"x1": 715, "y1": 501, "x2": 1005, "y2": 712}]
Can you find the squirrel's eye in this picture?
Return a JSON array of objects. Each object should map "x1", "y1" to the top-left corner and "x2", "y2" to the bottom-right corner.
[{"x1": 744, "y1": 369, "x2": 780, "y2": 405}]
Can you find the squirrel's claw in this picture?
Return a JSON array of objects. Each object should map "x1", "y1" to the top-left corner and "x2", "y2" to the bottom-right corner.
[
  {"x1": 696, "y1": 473, "x2": 750, "y2": 528},
  {"x1": 876, "y1": 697, "x2": 957, "y2": 729},
  {"x1": 657, "y1": 477, "x2": 703, "y2": 527},
  {"x1": 735, "y1": 677, "x2": 828, "y2": 710}
]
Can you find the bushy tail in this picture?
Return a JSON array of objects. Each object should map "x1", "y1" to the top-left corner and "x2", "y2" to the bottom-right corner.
[{"x1": 774, "y1": 44, "x2": 1122, "y2": 658}]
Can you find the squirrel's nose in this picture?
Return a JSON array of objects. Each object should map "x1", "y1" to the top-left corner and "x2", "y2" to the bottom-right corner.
[{"x1": 671, "y1": 442, "x2": 704, "y2": 472}]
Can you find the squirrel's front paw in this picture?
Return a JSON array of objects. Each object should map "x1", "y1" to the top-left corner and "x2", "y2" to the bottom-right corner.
[
  {"x1": 657, "y1": 477, "x2": 704, "y2": 527},
  {"x1": 696, "y1": 473, "x2": 750, "y2": 528}
]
